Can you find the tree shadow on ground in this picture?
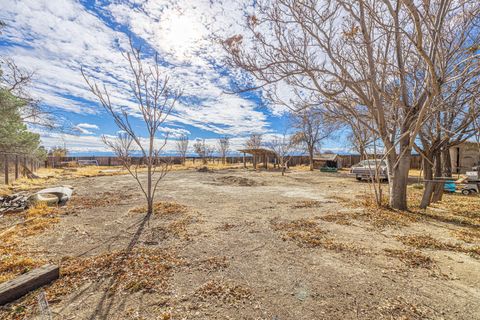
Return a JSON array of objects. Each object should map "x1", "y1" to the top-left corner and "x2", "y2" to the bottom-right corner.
[{"x1": 86, "y1": 211, "x2": 152, "y2": 320}]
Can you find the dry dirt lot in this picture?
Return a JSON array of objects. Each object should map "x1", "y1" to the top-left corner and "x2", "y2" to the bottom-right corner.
[{"x1": 1, "y1": 169, "x2": 480, "y2": 319}]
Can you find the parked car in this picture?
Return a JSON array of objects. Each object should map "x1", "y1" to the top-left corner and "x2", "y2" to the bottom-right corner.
[{"x1": 350, "y1": 160, "x2": 389, "y2": 181}]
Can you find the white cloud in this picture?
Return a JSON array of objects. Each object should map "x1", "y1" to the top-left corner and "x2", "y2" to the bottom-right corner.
[
  {"x1": 0, "y1": 0, "x2": 278, "y2": 142},
  {"x1": 72, "y1": 122, "x2": 99, "y2": 135}
]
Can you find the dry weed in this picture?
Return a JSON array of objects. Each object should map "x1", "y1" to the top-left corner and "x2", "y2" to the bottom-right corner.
[
  {"x1": 69, "y1": 191, "x2": 134, "y2": 209},
  {"x1": 1, "y1": 247, "x2": 183, "y2": 319},
  {"x1": 377, "y1": 297, "x2": 430, "y2": 319},
  {"x1": 398, "y1": 234, "x2": 480, "y2": 257},
  {"x1": 384, "y1": 249, "x2": 435, "y2": 269},
  {"x1": 452, "y1": 229, "x2": 480, "y2": 243},
  {"x1": 130, "y1": 201, "x2": 188, "y2": 216},
  {"x1": 291, "y1": 200, "x2": 323, "y2": 209},
  {"x1": 193, "y1": 256, "x2": 229, "y2": 271},
  {"x1": 318, "y1": 212, "x2": 353, "y2": 225},
  {"x1": 271, "y1": 218, "x2": 356, "y2": 252},
  {"x1": 194, "y1": 280, "x2": 251, "y2": 303},
  {"x1": 0, "y1": 203, "x2": 61, "y2": 283}
]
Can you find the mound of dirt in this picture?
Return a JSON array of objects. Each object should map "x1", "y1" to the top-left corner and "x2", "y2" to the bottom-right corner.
[
  {"x1": 197, "y1": 166, "x2": 212, "y2": 172},
  {"x1": 216, "y1": 176, "x2": 262, "y2": 186}
]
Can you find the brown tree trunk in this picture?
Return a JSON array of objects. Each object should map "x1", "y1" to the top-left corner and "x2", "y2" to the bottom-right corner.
[
  {"x1": 388, "y1": 149, "x2": 411, "y2": 211},
  {"x1": 423, "y1": 155, "x2": 434, "y2": 181},
  {"x1": 434, "y1": 151, "x2": 442, "y2": 178},
  {"x1": 442, "y1": 147, "x2": 452, "y2": 177},
  {"x1": 308, "y1": 147, "x2": 314, "y2": 171}
]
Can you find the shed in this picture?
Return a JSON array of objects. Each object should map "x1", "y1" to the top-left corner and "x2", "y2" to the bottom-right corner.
[
  {"x1": 238, "y1": 148, "x2": 277, "y2": 169},
  {"x1": 312, "y1": 153, "x2": 342, "y2": 169}
]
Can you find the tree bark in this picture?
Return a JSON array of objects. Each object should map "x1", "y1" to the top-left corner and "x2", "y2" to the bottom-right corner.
[
  {"x1": 434, "y1": 151, "x2": 442, "y2": 178},
  {"x1": 423, "y1": 156, "x2": 433, "y2": 181},
  {"x1": 308, "y1": 147, "x2": 314, "y2": 171},
  {"x1": 388, "y1": 150, "x2": 411, "y2": 211},
  {"x1": 442, "y1": 147, "x2": 452, "y2": 177}
]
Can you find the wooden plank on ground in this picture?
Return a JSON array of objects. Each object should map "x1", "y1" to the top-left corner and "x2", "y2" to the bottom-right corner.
[{"x1": 0, "y1": 264, "x2": 59, "y2": 305}]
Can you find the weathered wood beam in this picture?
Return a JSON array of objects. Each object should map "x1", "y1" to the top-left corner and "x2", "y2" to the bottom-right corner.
[{"x1": 0, "y1": 264, "x2": 59, "y2": 305}]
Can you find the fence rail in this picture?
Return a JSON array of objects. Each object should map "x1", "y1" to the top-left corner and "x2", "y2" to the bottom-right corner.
[
  {"x1": 0, "y1": 152, "x2": 42, "y2": 185},
  {"x1": 46, "y1": 154, "x2": 424, "y2": 169}
]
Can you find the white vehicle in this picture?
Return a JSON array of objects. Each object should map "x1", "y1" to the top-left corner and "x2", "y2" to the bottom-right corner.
[{"x1": 350, "y1": 160, "x2": 388, "y2": 181}]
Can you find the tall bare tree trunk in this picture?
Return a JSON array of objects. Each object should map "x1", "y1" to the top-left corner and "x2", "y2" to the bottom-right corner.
[
  {"x1": 388, "y1": 150, "x2": 411, "y2": 211},
  {"x1": 434, "y1": 151, "x2": 442, "y2": 178},
  {"x1": 442, "y1": 147, "x2": 452, "y2": 177},
  {"x1": 308, "y1": 147, "x2": 314, "y2": 171},
  {"x1": 147, "y1": 136, "x2": 154, "y2": 215},
  {"x1": 423, "y1": 155, "x2": 434, "y2": 181}
]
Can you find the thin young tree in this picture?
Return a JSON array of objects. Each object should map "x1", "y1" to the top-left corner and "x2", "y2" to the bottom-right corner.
[
  {"x1": 193, "y1": 139, "x2": 214, "y2": 165},
  {"x1": 82, "y1": 41, "x2": 182, "y2": 216},
  {"x1": 176, "y1": 134, "x2": 189, "y2": 165},
  {"x1": 267, "y1": 131, "x2": 296, "y2": 175},
  {"x1": 217, "y1": 136, "x2": 230, "y2": 164}
]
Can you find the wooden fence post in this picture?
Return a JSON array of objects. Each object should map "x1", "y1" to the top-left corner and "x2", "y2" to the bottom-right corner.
[{"x1": 4, "y1": 154, "x2": 9, "y2": 185}]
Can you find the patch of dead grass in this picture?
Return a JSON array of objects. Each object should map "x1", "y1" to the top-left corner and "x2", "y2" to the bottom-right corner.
[
  {"x1": 193, "y1": 256, "x2": 229, "y2": 272},
  {"x1": 69, "y1": 191, "x2": 134, "y2": 209},
  {"x1": 271, "y1": 218, "x2": 358, "y2": 252},
  {"x1": 291, "y1": 200, "x2": 323, "y2": 209},
  {"x1": 0, "y1": 203, "x2": 60, "y2": 283},
  {"x1": 384, "y1": 249, "x2": 435, "y2": 269},
  {"x1": 318, "y1": 212, "x2": 354, "y2": 225},
  {"x1": 452, "y1": 229, "x2": 480, "y2": 243},
  {"x1": 377, "y1": 297, "x2": 431, "y2": 319},
  {"x1": 194, "y1": 280, "x2": 251, "y2": 303},
  {"x1": 1, "y1": 247, "x2": 183, "y2": 319},
  {"x1": 397, "y1": 234, "x2": 480, "y2": 258},
  {"x1": 353, "y1": 195, "x2": 418, "y2": 228},
  {"x1": 129, "y1": 201, "x2": 188, "y2": 216}
]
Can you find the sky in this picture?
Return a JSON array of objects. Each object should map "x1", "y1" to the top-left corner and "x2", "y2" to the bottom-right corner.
[{"x1": 0, "y1": 0, "x2": 349, "y2": 156}]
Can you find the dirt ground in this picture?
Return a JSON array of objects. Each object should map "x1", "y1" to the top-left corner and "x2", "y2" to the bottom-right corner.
[{"x1": 1, "y1": 169, "x2": 479, "y2": 319}]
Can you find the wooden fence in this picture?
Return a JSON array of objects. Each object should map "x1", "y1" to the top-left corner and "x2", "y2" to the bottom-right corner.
[
  {"x1": 46, "y1": 154, "x2": 423, "y2": 169},
  {"x1": 0, "y1": 152, "x2": 42, "y2": 185}
]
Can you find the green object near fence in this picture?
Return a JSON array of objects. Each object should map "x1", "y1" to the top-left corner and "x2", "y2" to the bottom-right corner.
[{"x1": 320, "y1": 167, "x2": 338, "y2": 173}]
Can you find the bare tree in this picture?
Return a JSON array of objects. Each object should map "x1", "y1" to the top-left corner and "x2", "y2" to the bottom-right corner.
[
  {"x1": 82, "y1": 41, "x2": 181, "y2": 216},
  {"x1": 217, "y1": 136, "x2": 230, "y2": 164},
  {"x1": 267, "y1": 131, "x2": 296, "y2": 175},
  {"x1": 291, "y1": 108, "x2": 334, "y2": 171},
  {"x1": 223, "y1": 0, "x2": 480, "y2": 210},
  {"x1": 193, "y1": 139, "x2": 214, "y2": 165},
  {"x1": 176, "y1": 134, "x2": 189, "y2": 165},
  {"x1": 245, "y1": 133, "x2": 262, "y2": 149}
]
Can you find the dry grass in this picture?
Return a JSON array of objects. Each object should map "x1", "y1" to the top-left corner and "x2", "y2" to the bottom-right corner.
[
  {"x1": 192, "y1": 256, "x2": 229, "y2": 271},
  {"x1": 377, "y1": 297, "x2": 430, "y2": 319},
  {"x1": 397, "y1": 234, "x2": 459, "y2": 251},
  {"x1": 384, "y1": 248, "x2": 435, "y2": 269},
  {"x1": 1, "y1": 247, "x2": 183, "y2": 319},
  {"x1": 129, "y1": 201, "x2": 188, "y2": 216},
  {"x1": 271, "y1": 218, "x2": 357, "y2": 252},
  {"x1": 291, "y1": 200, "x2": 323, "y2": 209},
  {"x1": 318, "y1": 212, "x2": 354, "y2": 225},
  {"x1": 0, "y1": 203, "x2": 60, "y2": 283},
  {"x1": 452, "y1": 229, "x2": 480, "y2": 243},
  {"x1": 194, "y1": 280, "x2": 252, "y2": 303},
  {"x1": 397, "y1": 234, "x2": 480, "y2": 257},
  {"x1": 69, "y1": 191, "x2": 134, "y2": 209},
  {"x1": 341, "y1": 195, "x2": 419, "y2": 229}
]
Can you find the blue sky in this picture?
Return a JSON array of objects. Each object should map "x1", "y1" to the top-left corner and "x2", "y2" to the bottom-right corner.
[{"x1": 0, "y1": 0, "x2": 348, "y2": 155}]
